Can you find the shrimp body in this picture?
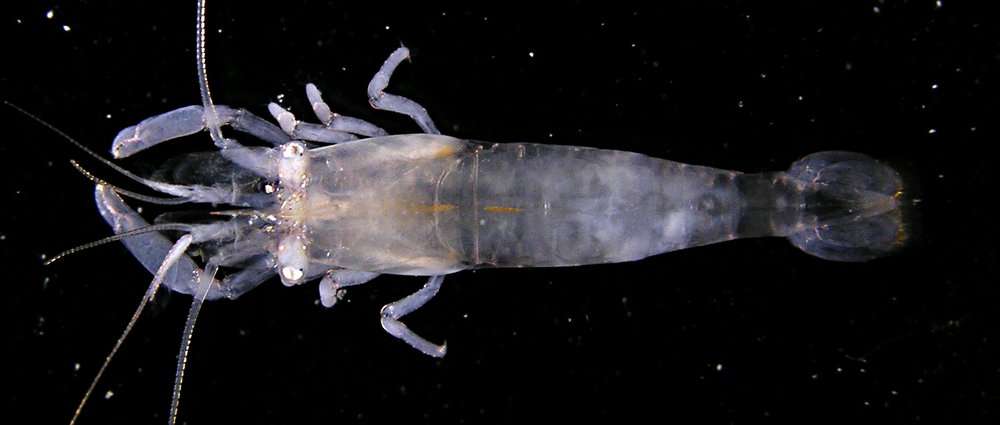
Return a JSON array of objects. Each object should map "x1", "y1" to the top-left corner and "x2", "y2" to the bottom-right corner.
[
  {"x1": 90, "y1": 42, "x2": 907, "y2": 360},
  {"x1": 36, "y1": 3, "x2": 909, "y2": 422},
  {"x1": 291, "y1": 134, "x2": 904, "y2": 280},
  {"x1": 298, "y1": 134, "x2": 741, "y2": 275}
]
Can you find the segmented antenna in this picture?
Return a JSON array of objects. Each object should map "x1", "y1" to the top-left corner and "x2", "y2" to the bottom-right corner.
[
  {"x1": 169, "y1": 262, "x2": 219, "y2": 425},
  {"x1": 43, "y1": 222, "x2": 195, "y2": 266},
  {"x1": 197, "y1": 0, "x2": 224, "y2": 145},
  {"x1": 68, "y1": 235, "x2": 195, "y2": 425},
  {"x1": 168, "y1": 3, "x2": 221, "y2": 424},
  {"x1": 2, "y1": 101, "x2": 195, "y2": 202},
  {"x1": 69, "y1": 160, "x2": 191, "y2": 205}
]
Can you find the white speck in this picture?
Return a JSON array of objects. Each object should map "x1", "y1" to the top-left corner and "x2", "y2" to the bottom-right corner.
[
  {"x1": 935, "y1": 0, "x2": 942, "y2": 8},
  {"x1": 276, "y1": 93, "x2": 286, "y2": 103},
  {"x1": 937, "y1": 173, "x2": 944, "y2": 179},
  {"x1": 105, "y1": 113, "x2": 112, "y2": 119},
  {"x1": 931, "y1": 83, "x2": 939, "y2": 90},
  {"x1": 217, "y1": 28, "x2": 222, "y2": 34},
  {"x1": 548, "y1": 133, "x2": 554, "y2": 138},
  {"x1": 104, "y1": 390, "x2": 114, "y2": 399},
  {"x1": 863, "y1": 401, "x2": 870, "y2": 407},
  {"x1": 797, "y1": 95, "x2": 804, "y2": 101},
  {"x1": 40, "y1": 254, "x2": 47, "y2": 261},
  {"x1": 74, "y1": 362, "x2": 80, "y2": 371},
  {"x1": 462, "y1": 313, "x2": 469, "y2": 319},
  {"x1": 136, "y1": 206, "x2": 144, "y2": 214},
  {"x1": 528, "y1": 51, "x2": 534, "y2": 58},
  {"x1": 62, "y1": 25, "x2": 71, "y2": 32},
  {"x1": 716, "y1": 364, "x2": 723, "y2": 371},
  {"x1": 835, "y1": 367, "x2": 843, "y2": 373},
  {"x1": 17, "y1": 18, "x2": 22, "y2": 24},
  {"x1": 928, "y1": 128, "x2": 937, "y2": 134},
  {"x1": 630, "y1": 42, "x2": 636, "y2": 48},
  {"x1": 760, "y1": 72, "x2": 767, "y2": 79},
  {"x1": 385, "y1": 25, "x2": 390, "y2": 30},
  {"x1": 810, "y1": 373, "x2": 819, "y2": 380},
  {"x1": 873, "y1": 6, "x2": 881, "y2": 14},
  {"x1": 479, "y1": 219, "x2": 486, "y2": 226},
  {"x1": 46, "y1": 10, "x2": 54, "y2": 19},
  {"x1": 0, "y1": 234, "x2": 5, "y2": 241},
  {"x1": 737, "y1": 99, "x2": 744, "y2": 108},
  {"x1": 890, "y1": 390, "x2": 898, "y2": 396}
]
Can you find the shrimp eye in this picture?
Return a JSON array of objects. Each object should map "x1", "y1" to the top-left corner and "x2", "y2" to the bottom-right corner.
[
  {"x1": 282, "y1": 142, "x2": 305, "y2": 158},
  {"x1": 281, "y1": 266, "x2": 304, "y2": 282},
  {"x1": 256, "y1": 180, "x2": 278, "y2": 194}
]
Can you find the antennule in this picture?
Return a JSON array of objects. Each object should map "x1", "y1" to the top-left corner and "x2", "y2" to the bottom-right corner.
[
  {"x1": 68, "y1": 235, "x2": 195, "y2": 425},
  {"x1": 5, "y1": 101, "x2": 163, "y2": 188},
  {"x1": 197, "y1": 0, "x2": 224, "y2": 144},
  {"x1": 69, "y1": 160, "x2": 191, "y2": 205},
  {"x1": 3, "y1": 101, "x2": 208, "y2": 202},
  {"x1": 44, "y1": 223, "x2": 194, "y2": 266}
]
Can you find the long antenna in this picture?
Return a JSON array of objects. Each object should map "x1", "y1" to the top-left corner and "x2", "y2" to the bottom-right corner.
[
  {"x1": 168, "y1": 262, "x2": 219, "y2": 425},
  {"x1": 197, "y1": 0, "x2": 224, "y2": 145},
  {"x1": 3, "y1": 101, "x2": 196, "y2": 202},
  {"x1": 164, "y1": 3, "x2": 223, "y2": 424},
  {"x1": 68, "y1": 235, "x2": 195, "y2": 425},
  {"x1": 69, "y1": 160, "x2": 191, "y2": 205},
  {"x1": 43, "y1": 222, "x2": 195, "y2": 266}
]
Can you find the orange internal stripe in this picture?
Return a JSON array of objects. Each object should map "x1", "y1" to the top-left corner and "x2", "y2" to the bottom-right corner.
[
  {"x1": 432, "y1": 145, "x2": 458, "y2": 159},
  {"x1": 483, "y1": 206, "x2": 523, "y2": 213}
]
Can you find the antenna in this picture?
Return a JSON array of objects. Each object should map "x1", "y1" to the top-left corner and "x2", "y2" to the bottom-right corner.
[
  {"x1": 197, "y1": 0, "x2": 224, "y2": 145},
  {"x1": 3, "y1": 101, "x2": 197, "y2": 202},
  {"x1": 68, "y1": 235, "x2": 195, "y2": 425}
]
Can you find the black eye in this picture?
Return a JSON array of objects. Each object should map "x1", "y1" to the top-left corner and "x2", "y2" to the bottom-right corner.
[{"x1": 254, "y1": 180, "x2": 278, "y2": 194}]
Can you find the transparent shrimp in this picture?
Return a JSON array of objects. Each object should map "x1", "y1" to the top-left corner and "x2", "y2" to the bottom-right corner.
[{"x1": 24, "y1": 1, "x2": 909, "y2": 423}]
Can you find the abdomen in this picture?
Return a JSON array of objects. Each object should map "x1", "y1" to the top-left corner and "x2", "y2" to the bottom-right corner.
[
  {"x1": 304, "y1": 136, "x2": 741, "y2": 273},
  {"x1": 465, "y1": 142, "x2": 743, "y2": 267},
  {"x1": 303, "y1": 136, "x2": 905, "y2": 274}
]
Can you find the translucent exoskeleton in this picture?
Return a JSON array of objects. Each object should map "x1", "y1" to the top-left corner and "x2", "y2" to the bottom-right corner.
[{"x1": 20, "y1": 1, "x2": 908, "y2": 424}]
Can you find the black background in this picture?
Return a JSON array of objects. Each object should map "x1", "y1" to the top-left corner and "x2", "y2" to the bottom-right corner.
[{"x1": 2, "y1": 1, "x2": 997, "y2": 424}]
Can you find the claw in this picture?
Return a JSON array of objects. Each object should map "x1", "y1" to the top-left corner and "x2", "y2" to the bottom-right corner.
[{"x1": 94, "y1": 185, "x2": 225, "y2": 299}]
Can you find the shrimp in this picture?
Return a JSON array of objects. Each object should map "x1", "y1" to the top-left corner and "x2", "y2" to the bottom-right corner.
[{"x1": 14, "y1": 1, "x2": 910, "y2": 424}]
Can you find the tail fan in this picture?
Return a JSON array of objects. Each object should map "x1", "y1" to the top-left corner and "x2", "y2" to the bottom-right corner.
[{"x1": 784, "y1": 151, "x2": 910, "y2": 262}]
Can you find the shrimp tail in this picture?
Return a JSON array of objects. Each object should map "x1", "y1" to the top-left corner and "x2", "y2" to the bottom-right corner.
[{"x1": 782, "y1": 151, "x2": 911, "y2": 262}]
